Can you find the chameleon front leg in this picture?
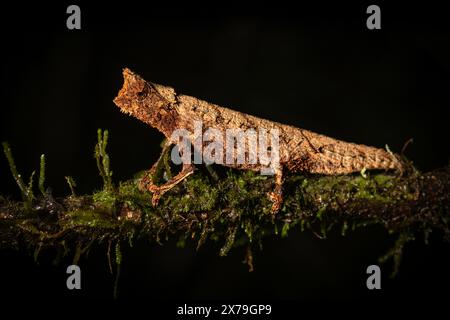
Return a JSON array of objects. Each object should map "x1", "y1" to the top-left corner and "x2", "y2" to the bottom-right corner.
[
  {"x1": 267, "y1": 167, "x2": 283, "y2": 214},
  {"x1": 142, "y1": 163, "x2": 195, "y2": 206},
  {"x1": 139, "y1": 142, "x2": 195, "y2": 206}
]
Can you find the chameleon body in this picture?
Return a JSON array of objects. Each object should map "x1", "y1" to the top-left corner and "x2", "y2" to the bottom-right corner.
[{"x1": 113, "y1": 68, "x2": 402, "y2": 212}]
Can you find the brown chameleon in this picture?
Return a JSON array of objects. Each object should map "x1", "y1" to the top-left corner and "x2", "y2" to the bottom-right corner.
[{"x1": 113, "y1": 68, "x2": 402, "y2": 213}]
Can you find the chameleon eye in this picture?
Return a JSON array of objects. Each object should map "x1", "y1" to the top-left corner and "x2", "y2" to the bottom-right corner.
[
  {"x1": 136, "y1": 91, "x2": 147, "y2": 100},
  {"x1": 136, "y1": 87, "x2": 148, "y2": 100}
]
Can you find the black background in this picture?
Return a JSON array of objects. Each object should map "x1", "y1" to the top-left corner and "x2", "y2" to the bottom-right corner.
[{"x1": 1, "y1": 1, "x2": 449, "y2": 315}]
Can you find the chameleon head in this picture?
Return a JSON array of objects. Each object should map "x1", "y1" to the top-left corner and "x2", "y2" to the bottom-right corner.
[{"x1": 113, "y1": 68, "x2": 179, "y2": 136}]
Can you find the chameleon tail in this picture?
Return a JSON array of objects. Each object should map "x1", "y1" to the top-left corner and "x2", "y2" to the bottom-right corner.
[{"x1": 298, "y1": 131, "x2": 403, "y2": 175}]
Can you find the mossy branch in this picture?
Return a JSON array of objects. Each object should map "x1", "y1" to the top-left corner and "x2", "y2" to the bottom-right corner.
[{"x1": 0, "y1": 132, "x2": 449, "y2": 279}]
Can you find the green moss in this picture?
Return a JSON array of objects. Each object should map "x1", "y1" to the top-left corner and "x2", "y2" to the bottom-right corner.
[
  {"x1": 220, "y1": 225, "x2": 238, "y2": 257},
  {"x1": 316, "y1": 206, "x2": 326, "y2": 220},
  {"x1": 281, "y1": 222, "x2": 290, "y2": 238},
  {"x1": 374, "y1": 174, "x2": 394, "y2": 186},
  {"x1": 38, "y1": 154, "x2": 46, "y2": 196},
  {"x1": 93, "y1": 190, "x2": 116, "y2": 213},
  {"x1": 379, "y1": 232, "x2": 415, "y2": 278},
  {"x1": 2, "y1": 142, "x2": 35, "y2": 209},
  {"x1": 341, "y1": 221, "x2": 348, "y2": 236},
  {"x1": 115, "y1": 241, "x2": 122, "y2": 265},
  {"x1": 65, "y1": 176, "x2": 77, "y2": 197},
  {"x1": 243, "y1": 220, "x2": 254, "y2": 243},
  {"x1": 65, "y1": 209, "x2": 117, "y2": 229},
  {"x1": 118, "y1": 180, "x2": 152, "y2": 209},
  {"x1": 95, "y1": 129, "x2": 113, "y2": 191},
  {"x1": 184, "y1": 175, "x2": 218, "y2": 211}
]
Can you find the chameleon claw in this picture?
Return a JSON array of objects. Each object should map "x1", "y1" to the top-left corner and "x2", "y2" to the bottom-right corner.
[{"x1": 151, "y1": 193, "x2": 161, "y2": 207}]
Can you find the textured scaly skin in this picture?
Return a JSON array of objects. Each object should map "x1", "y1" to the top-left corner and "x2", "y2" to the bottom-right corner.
[{"x1": 113, "y1": 68, "x2": 402, "y2": 212}]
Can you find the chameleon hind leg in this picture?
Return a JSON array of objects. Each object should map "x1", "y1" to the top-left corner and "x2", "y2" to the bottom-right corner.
[
  {"x1": 267, "y1": 167, "x2": 283, "y2": 214},
  {"x1": 140, "y1": 141, "x2": 195, "y2": 206}
]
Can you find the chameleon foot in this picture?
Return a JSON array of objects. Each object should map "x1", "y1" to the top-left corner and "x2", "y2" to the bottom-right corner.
[
  {"x1": 267, "y1": 191, "x2": 283, "y2": 214},
  {"x1": 140, "y1": 163, "x2": 195, "y2": 206},
  {"x1": 267, "y1": 169, "x2": 283, "y2": 214}
]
